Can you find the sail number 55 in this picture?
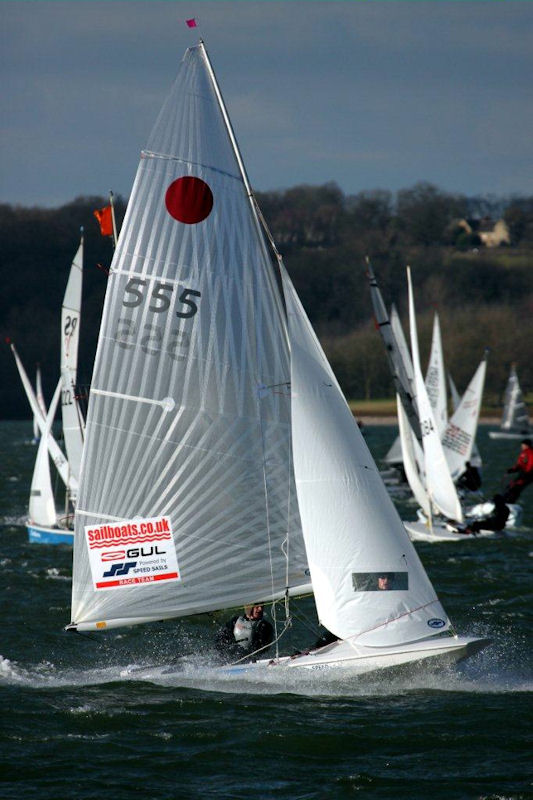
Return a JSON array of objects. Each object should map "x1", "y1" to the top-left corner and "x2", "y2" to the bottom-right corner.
[{"x1": 122, "y1": 277, "x2": 201, "y2": 318}]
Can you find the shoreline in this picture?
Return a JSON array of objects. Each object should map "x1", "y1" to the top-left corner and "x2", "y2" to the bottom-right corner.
[{"x1": 356, "y1": 415, "x2": 501, "y2": 426}]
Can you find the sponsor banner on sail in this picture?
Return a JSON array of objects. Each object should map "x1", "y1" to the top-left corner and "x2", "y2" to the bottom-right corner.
[
  {"x1": 441, "y1": 422, "x2": 471, "y2": 456},
  {"x1": 85, "y1": 515, "x2": 180, "y2": 591}
]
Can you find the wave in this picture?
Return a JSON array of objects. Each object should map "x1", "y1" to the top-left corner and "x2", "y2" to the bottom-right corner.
[{"x1": 1, "y1": 651, "x2": 530, "y2": 697}]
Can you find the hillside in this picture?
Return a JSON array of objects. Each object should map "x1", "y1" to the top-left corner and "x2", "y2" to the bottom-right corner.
[{"x1": 1, "y1": 183, "x2": 532, "y2": 418}]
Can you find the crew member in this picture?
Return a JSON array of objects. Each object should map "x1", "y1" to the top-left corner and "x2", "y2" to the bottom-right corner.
[
  {"x1": 502, "y1": 438, "x2": 533, "y2": 503},
  {"x1": 215, "y1": 604, "x2": 274, "y2": 661}
]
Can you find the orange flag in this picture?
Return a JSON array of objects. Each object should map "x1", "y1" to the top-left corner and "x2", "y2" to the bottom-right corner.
[{"x1": 93, "y1": 205, "x2": 113, "y2": 237}]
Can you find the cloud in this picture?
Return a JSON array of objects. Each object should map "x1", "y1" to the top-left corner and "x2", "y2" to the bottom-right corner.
[{"x1": 2, "y1": 1, "x2": 532, "y2": 205}]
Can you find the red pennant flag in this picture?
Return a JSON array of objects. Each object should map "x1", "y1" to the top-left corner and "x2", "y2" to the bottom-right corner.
[
  {"x1": 186, "y1": 18, "x2": 197, "y2": 28},
  {"x1": 93, "y1": 205, "x2": 113, "y2": 237}
]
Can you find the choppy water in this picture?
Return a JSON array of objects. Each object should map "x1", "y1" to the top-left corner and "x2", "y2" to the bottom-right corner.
[{"x1": 1, "y1": 421, "x2": 531, "y2": 800}]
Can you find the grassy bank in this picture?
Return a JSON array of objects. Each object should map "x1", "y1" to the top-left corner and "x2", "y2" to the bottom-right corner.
[{"x1": 347, "y1": 397, "x2": 514, "y2": 422}]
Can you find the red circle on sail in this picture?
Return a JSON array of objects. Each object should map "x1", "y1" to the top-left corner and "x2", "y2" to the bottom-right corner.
[{"x1": 165, "y1": 177, "x2": 213, "y2": 224}]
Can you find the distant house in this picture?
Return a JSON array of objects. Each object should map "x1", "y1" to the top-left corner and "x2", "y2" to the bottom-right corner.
[
  {"x1": 453, "y1": 217, "x2": 510, "y2": 248},
  {"x1": 477, "y1": 218, "x2": 511, "y2": 248},
  {"x1": 478, "y1": 219, "x2": 511, "y2": 247}
]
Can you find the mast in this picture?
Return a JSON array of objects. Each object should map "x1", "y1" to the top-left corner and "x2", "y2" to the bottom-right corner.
[{"x1": 200, "y1": 39, "x2": 295, "y2": 613}]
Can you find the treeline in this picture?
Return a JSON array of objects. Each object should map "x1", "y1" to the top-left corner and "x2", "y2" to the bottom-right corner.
[{"x1": 1, "y1": 183, "x2": 532, "y2": 418}]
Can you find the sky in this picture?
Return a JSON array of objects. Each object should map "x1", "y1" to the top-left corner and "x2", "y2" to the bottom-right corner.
[{"x1": 2, "y1": 1, "x2": 532, "y2": 208}]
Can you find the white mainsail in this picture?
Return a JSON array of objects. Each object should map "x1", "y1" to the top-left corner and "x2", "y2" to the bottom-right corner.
[
  {"x1": 366, "y1": 261, "x2": 421, "y2": 444},
  {"x1": 10, "y1": 342, "x2": 77, "y2": 496},
  {"x1": 449, "y1": 372, "x2": 482, "y2": 469},
  {"x1": 29, "y1": 379, "x2": 62, "y2": 527},
  {"x1": 407, "y1": 268, "x2": 463, "y2": 523},
  {"x1": 71, "y1": 42, "x2": 309, "y2": 629},
  {"x1": 425, "y1": 313, "x2": 447, "y2": 437},
  {"x1": 60, "y1": 233, "x2": 85, "y2": 481},
  {"x1": 384, "y1": 304, "x2": 418, "y2": 466},
  {"x1": 441, "y1": 352, "x2": 488, "y2": 481},
  {"x1": 396, "y1": 394, "x2": 431, "y2": 519},
  {"x1": 33, "y1": 365, "x2": 46, "y2": 441},
  {"x1": 501, "y1": 365, "x2": 530, "y2": 433}
]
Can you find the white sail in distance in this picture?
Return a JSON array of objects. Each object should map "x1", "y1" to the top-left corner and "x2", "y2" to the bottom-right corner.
[
  {"x1": 449, "y1": 372, "x2": 482, "y2": 469},
  {"x1": 383, "y1": 304, "x2": 418, "y2": 466},
  {"x1": 29, "y1": 379, "x2": 62, "y2": 527},
  {"x1": 396, "y1": 394, "x2": 431, "y2": 519},
  {"x1": 366, "y1": 260, "x2": 421, "y2": 444},
  {"x1": 33, "y1": 365, "x2": 46, "y2": 441},
  {"x1": 441, "y1": 352, "x2": 488, "y2": 481},
  {"x1": 502, "y1": 365, "x2": 530, "y2": 433},
  {"x1": 10, "y1": 342, "x2": 77, "y2": 496},
  {"x1": 425, "y1": 313, "x2": 447, "y2": 437},
  {"x1": 60, "y1": 233, "x2": 85, "y2": 482},
  {"x1": 406, "y1": 268, "x2": 462, "y2": 523}
]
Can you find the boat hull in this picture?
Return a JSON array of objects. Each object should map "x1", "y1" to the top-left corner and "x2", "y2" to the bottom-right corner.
[
  {"x1": 403, "y1": 520, "x2": 499, "y2": 542},
  {"x1": 488, "y1": 431, "x2": 529, "y2": 440},
  {"x1": 464, "y1": 501, "x2": 522, "y2": 528},
  {"x1": 27, "y1": 522, "x2": 74, "y2": 545},
  {"x1": 122, "y1": 635, "x2": 490, "y2": 683}
]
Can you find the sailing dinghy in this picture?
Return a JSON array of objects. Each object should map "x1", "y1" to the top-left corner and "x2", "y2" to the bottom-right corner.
[
  {"x1": 12, "y1": 233, "x2": 85, "y2": 544},
  {"x1": 67, "y1": 40, "x2": 488, "y2": 677},
  {"x1": 488, "y1": 364, "x2": 530, "y2": 440}
]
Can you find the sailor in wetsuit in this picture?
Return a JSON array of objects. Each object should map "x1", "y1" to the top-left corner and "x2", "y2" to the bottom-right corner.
[{"x1": 215, "y1": 604, "x2": 274, "y2": 661}]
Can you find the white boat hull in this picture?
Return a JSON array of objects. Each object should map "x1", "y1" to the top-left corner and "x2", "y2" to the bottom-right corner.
[
  {"x1": 464, "y1": 501, "x2": 522, "y2": 528},
  {"x1": 488, "y1": 431, "x2": 529, "y2": 440},
  {"x1": 403, "y1": 520, "x2": 499, "y2": 542},
  {"x1": 122, "y1": 635, "x2": 489, "y2": 683}
]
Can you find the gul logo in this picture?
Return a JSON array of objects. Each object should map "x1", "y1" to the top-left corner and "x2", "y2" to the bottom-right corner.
[
  {"x1": 102, "y1": 562, "x2": 137, "y2": 578},
  {"x1": 101, "y1": 551, "x2": 126, "y2": 561},
  {"x1": 427, "y1": 618, "x2": 446, "y2": 629}
]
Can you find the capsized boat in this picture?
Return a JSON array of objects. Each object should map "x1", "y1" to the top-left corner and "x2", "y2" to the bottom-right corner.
[
  {"x1": 489, "y1": 364, "x2": 530, "y2": 440},
  {"x1": 66, "y1": 40, "x2": 489, "y2": 677}
]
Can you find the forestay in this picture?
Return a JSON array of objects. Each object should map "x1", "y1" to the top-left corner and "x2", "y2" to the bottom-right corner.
[
  {"x1": 283, "y1": 267, "x2": 450, "y2": 646},
  {"x1": 70, "y1": 43, "x2": 309, "y2": 629}
]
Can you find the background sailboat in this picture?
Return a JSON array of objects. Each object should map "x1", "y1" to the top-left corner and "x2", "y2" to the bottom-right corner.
[
  {"x1": 489, "y1": 364, "x2": 530, "y2": 440},
  {"x1": 12, "y1": 233, "x2": 85, "y2": 544},
  {"x1": 67, "y1": 40, "x2": 487, "y2": 677}
]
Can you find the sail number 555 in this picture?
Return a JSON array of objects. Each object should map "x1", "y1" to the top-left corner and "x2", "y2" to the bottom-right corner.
[{"x1": 123, "y1": 277, "x2": 201, "y2": 318}]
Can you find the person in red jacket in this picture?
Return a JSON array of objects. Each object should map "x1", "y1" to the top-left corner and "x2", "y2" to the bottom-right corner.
[{"x1": 503, "y1": 438, "x2": 533, "y2": 503}]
